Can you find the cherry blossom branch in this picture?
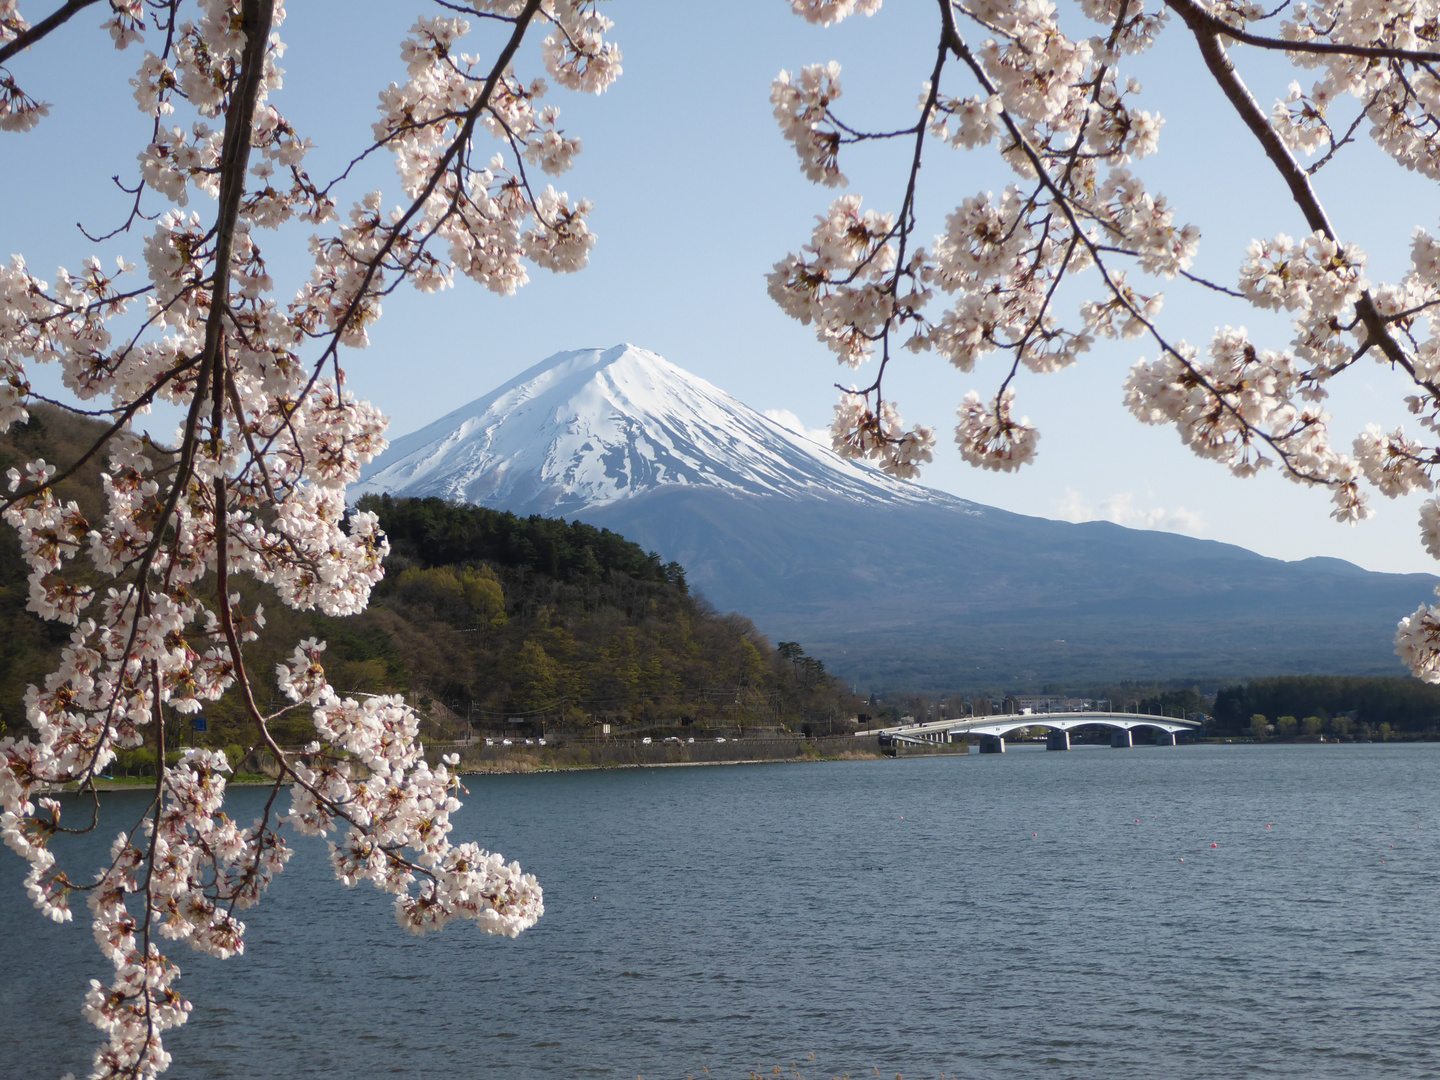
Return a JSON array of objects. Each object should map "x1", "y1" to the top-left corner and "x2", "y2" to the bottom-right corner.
[
  {"x1": 253, "y1": 0, "x2": 546, "y2": 467},
  {"x1": 1167, "y1": 0, "x2": 1425, "y2": 384},
  {"x1": 1194, "y1": 7, "x2": 1440, "y2": 63},
  {"x1": 0, "y1": 2, "x2": 608, "y2": 1073},
  {"x1": 1306, "y1": 101, "x2": 1371, "y2": 175},
  {"x1": 0, "y1": 358, "x2": 199, "y2": 511},
  {"x1": 0, "y1": 0, "x2": 103, "y2": 64}
]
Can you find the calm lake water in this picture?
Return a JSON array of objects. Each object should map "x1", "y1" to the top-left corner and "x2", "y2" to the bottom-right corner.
[{"x1": 4, "y1": 743, "x2": 1440, "y2": 1079}]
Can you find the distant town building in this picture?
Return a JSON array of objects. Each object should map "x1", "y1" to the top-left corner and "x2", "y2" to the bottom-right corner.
[{"x1": 1013, "y1": 696, "x2": 1094, "y2": 714}]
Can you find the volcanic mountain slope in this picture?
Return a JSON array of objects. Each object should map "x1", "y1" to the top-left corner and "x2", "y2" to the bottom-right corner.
[
  {"x1": 352, "y1": 344, "x2": 966, "y2": 515},
  {"x1": 356, "y1": 344, "x2": 1437, "y2": 689}
]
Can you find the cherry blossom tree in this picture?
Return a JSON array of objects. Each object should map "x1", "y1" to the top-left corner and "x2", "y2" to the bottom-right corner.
[
  {"x1": 0, "y1": 2, "x2": 618, "y2": 1076},
  {"x1": 770, "y1": 0, "x2": 1440, "y2": 677}
]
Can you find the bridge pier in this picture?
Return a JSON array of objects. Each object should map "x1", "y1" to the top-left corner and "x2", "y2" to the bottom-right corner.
[
  {"x1": 1110, "y1": 728, "x2": 1133, "y2": 748},
  {"x1": 1154, "y1": 729, "x2": 1176, "y2": 746},
  {"x1": 1046, "y1": 728, "x2": 1070, "y2": 751},
  {"x1": 978, "y1": 735, "x2": 1006, "y2": 754}
]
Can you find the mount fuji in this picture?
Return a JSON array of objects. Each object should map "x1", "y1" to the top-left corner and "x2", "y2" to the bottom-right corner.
[
  {"x1": 355, "y1": 344, "x2": 1437, "y2": 690},
  {"x1": 352, "y1": 343, "x2": 959, "y2": 515}
]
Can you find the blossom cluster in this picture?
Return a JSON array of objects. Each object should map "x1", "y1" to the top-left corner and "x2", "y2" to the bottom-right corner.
[
  {"x1": 773, "y1": 0, "x2": 1440, "y2": 678},
  {"x1": 277, "y1": 645, "x2": 544, "y2": 938},
  {"x1": 772, "y1": 62, "x2": 848, "y2": 187},
  {"x1": 829, "y1": 392, "x2": 935, "y2": 479},
  {"x1": 1279, "y1": 0, "x2": 1440, "y2": 180},
  {"x1": 0, "y1": 1, "x2": 617, "y2": 1075},
  {"x1": 770, "y1": 0, "x2": 1195, "y2": 479}
]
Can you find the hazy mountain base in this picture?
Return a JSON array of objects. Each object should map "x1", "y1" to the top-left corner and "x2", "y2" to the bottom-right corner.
[{"x1": 581, "y1": 487, "x2": 1436, "y2": 692}]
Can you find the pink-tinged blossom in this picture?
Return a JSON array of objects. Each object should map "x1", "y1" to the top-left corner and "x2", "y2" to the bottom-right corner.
[
  {"x1": 541, "y1": 2, "x2": 622, "y2": 94},
  {"x1": 954, "y1": 389, "x2": 1039, "y2": 472},
  {"x1": 772, "y1": 62, "x2": 848, "y2": 187},
  {"x1": 830, "y1": 392, "x2": 934, "y2": 479},
  {"x1": 1420, "y1": 499, "x2": 1440, "y2": 561},
  {"x1": 1354, "y1": 425, "x2": 1434, "y2": 498},
  {"x1": 131, "y1": 53, "x2": 178, "y2": 117},
  {"x1": 789, "y1": 0, "x2": 883, "y2": 26},
  {"x1": 767, "y1": 195, "x2": 899, "y2": 366},
  {"x1": 524, "y1": 187, "x2": 595, "y2": 273},
  {"x1": 1397, "y1": 600, "x2": 1440, "y2": 682},
  {"x1": 0, "y1": 75, "x2": 49, "y2": 132},
  {"x1": 929, "y1": 92, "x2": 1004, "y2": 149}
]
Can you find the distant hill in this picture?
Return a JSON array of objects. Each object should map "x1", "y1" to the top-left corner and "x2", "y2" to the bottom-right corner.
[
  {"x1": 356, "y1": 344, "x2": 1438, "y2": 691},
  {"x1": 0, "y1": 410, "x2": 854, "y2": 740}
]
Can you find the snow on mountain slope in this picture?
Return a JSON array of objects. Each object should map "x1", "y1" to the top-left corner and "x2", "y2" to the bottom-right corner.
[{"x1": 353, "y1": 343, "x2": 978, "y2": 517}]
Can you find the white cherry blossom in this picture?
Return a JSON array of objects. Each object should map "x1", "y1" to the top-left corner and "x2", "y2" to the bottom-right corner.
[{"x1": 0, "y1": 2, "x2": 620, "y2": 1075}]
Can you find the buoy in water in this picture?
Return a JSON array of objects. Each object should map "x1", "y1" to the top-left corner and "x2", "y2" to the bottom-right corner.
[{"x1": 1211, "y1": 842, "x2": 1219, "y2": 848}]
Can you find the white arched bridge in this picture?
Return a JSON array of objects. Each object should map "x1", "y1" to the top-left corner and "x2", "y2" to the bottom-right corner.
[{"x1": 864, "y1": 711, "x2": 1203, "y2": 753}]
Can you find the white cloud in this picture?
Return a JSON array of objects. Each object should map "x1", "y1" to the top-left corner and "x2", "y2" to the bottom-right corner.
[
  {"x1": 763, "y1": 408, "x2": 829, "y2": 445},
  {"x1": 1056, "y1": 488, "x2": 1205, "y2": 534}
]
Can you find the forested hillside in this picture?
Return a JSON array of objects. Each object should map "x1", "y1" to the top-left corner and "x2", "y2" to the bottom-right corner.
[
  {"x1": 0, "y1": 410, "x2": 858, "y2": 747},
  {"x1": 352, "y1": 494, "x2": 858, "y2": 737},
  {"x1": 1212, "y1": 676, "x2": 1440, "y2": 737}
]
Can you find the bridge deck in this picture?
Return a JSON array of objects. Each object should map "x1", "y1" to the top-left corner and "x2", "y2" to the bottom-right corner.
[{"x1": 862, "y1": 711, "x2": 1200, "y2": 740}]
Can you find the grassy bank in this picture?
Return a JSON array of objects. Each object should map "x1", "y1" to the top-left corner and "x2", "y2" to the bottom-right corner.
[{"x1": 453, "y1": 734, "x2": 891, "y2": 772}]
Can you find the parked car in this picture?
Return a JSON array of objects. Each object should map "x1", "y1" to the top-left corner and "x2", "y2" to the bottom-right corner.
[{"x1": 641, "y1": 737, "x2": 652, "y2": 744}]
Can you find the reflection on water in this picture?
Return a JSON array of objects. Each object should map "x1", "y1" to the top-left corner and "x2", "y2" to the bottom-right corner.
[{"x1": 4, "y1": 744, "x2": 1440, "y2": 1079}]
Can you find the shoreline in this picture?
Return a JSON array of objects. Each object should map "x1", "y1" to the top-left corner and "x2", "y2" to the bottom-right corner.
[
  {"x1": 458, "y1": 747, "x2": 896, "y2": 775},
  {"x1": 54, "y1": 743, "x2": 898, "y2": 791},
  {"x1": 51, "y1": 736, "x2": 1419, "y2": 792}
]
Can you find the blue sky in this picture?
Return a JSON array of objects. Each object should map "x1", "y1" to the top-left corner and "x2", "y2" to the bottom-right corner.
[{"x1": 4, "y1": 0, "x2": 1437, "y2": 574}]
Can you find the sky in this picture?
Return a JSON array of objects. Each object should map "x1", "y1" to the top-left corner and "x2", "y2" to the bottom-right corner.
[{"x1": 3, "y1": 0, "x2": 1438, "y2": 574}]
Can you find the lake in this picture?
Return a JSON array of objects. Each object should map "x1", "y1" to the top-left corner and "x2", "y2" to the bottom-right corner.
[{"x1": 4, "y1": 743, "x2": 1440, "y2": 1079}]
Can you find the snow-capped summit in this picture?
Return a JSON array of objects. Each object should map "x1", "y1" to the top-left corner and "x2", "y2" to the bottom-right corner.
[{"x1": 352, "y1": 343, "x2": 975, "y2": 516}]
